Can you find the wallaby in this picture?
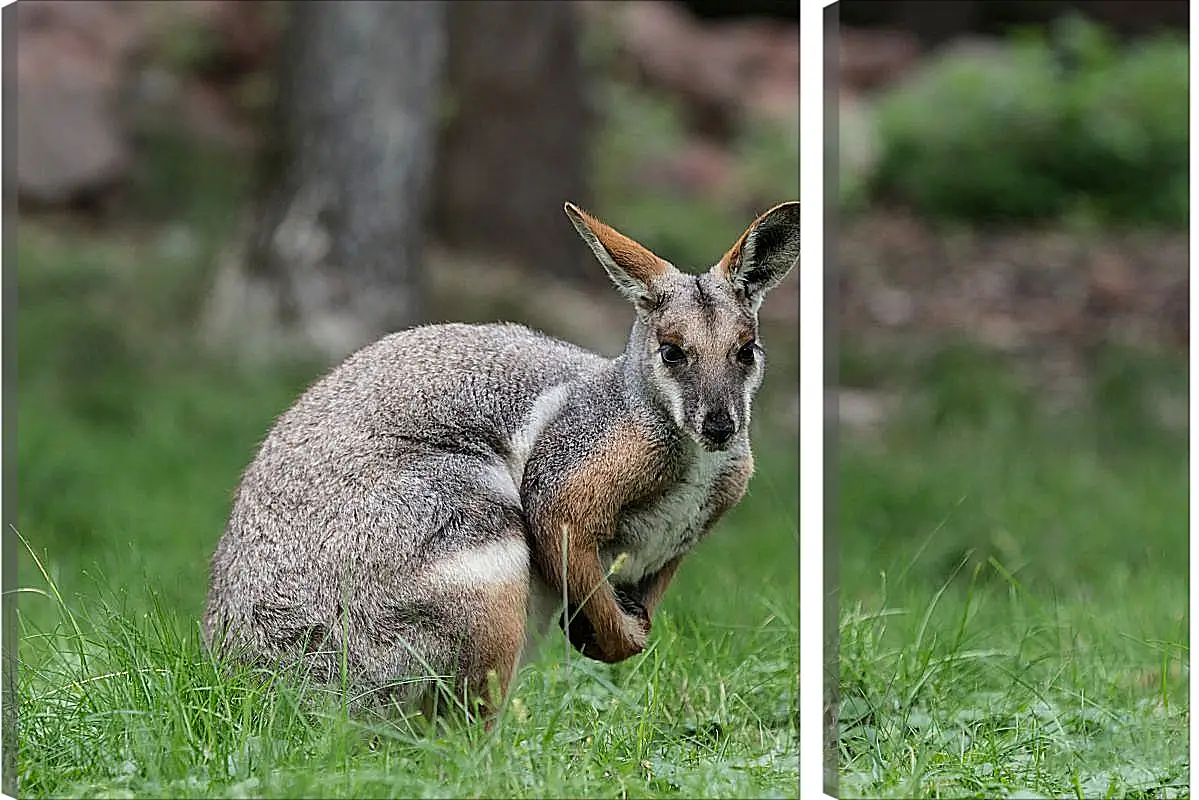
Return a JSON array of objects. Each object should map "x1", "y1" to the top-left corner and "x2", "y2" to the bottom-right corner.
[{"x1": 203, "y1": 200, "x2": 799, "y2": 721}]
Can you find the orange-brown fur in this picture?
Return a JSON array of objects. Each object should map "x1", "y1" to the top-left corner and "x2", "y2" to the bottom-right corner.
[
  {"x1": 466, "y1": 578, "x2": 528, "y2": 718},
  {"x1": 566, "y1": 204, "x2": 673, "y2": 288},
  {"x1": 529, "y1": 422, "x2": 674, "y2": 662}
]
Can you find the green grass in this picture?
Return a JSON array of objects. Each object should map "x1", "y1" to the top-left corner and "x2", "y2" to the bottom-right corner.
[
  {"x1": 14, "y1": 215, "x2": 799, "y2": 798},
  {"x1": 837, "y1": 338, "x2": 1189, "y2": 798}
]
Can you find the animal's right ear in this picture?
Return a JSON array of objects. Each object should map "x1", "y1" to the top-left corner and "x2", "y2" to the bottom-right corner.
[
  {"x1": 713, "y1": 201, "x2": 799, "y2": 312},
  {"x1": 564, "y1": 202, "x2": 676, "y2": 311}
]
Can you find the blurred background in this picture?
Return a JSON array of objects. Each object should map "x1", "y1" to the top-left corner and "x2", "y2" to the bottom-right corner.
[
  {"x1": 834, "y1": 0, "x2": 1187, "y2": 585},
  {"x1": 14, "y1": 0, "x2": 798, "y2": 636},
  {"x1": 834, "y1": 2, "x2": 1188, "y2": 793}
]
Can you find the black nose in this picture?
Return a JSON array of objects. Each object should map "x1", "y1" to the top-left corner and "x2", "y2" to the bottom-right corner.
[{"x1": 701, "y1": 410, "x2": 736, "y2": 443}]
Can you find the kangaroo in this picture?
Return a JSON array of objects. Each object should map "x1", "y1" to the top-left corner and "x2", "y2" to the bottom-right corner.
[{"x1": 203, "y1": 200, "x2": 799, "y2": 721}]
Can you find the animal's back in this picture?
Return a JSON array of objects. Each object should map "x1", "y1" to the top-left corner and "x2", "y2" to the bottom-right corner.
[
  {"x1": 277, "y1": 322, "x2": 605, "y2": 451},
  {"x1": 203, "y1": 322, "x2": 607, "y2": 681}
]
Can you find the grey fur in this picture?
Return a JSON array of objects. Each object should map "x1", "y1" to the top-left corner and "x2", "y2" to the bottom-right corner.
[{"x1": 203, "y1": 202, "x2": 798, "y2": 716}]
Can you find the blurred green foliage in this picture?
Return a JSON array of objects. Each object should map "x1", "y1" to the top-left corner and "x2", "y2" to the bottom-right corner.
[{"x1": 870, "y1": 16, "x2": 1188, "y2": 228}]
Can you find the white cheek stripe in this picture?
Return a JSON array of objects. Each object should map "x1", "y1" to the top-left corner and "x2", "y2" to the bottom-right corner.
[{"x1": 655, "y1": 364, "x2": 688, "y2": 429}]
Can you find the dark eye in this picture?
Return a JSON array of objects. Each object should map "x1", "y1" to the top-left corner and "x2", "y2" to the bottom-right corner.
[
  {"x1": 659, "y1": 343, "x2": 687, "y2": 365},
  {"x1": 736, "y1": 341, "x2": 758, "y2": 365}
]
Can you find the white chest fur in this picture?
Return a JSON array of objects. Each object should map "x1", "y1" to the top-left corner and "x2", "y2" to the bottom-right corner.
[{"x1": 603, "y1": 446, "x2": 735, "y2": 585}]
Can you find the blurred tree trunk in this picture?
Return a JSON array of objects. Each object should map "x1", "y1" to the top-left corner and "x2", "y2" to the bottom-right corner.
[
  {"x1": 433, "y1": 1, "x2": 597, "y2": 286},
  {"x1": 206, "y1": 1, "x2": 446, "y2": 363}
]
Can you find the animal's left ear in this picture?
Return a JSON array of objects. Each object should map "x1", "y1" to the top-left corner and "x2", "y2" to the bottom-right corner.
[{"x1": 712, "y1": 201, "x2": 799, "y2": 311}]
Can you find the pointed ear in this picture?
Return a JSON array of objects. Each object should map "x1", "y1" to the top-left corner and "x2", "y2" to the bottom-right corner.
[
  {"x1": 564, "y1": 202, "x2": 676, "y2": 310},
  {"x1": 713, "y1": 201, "x2": 799, "y2": 311}
]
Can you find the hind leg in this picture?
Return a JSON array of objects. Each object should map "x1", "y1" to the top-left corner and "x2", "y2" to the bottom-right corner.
[
  {"x1": 388, "y1": 533, "x2": 530, "y2": 726},
  {"x1": 344, "y1": 455, "x2": 536, "y2": 723},
  {"x1": 458, "y1": 572, "x2": 528, "y2": 725}
]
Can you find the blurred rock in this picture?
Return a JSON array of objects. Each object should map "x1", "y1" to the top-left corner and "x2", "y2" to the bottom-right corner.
[
  {"x1": 1086, "y1": 252, "x2": 1137, "y2": 317},
  {"x1": 840, "y1": 209, "x2": 1190, "y2": 370},
  {"x1": 975, "y1": 312, "x2": 1023, "y2": 351},
  {"x1": 19, "y1": 0, "x2": 145, "y2": 62},
  {"x1": 838, "y1": 27, "x2": 920, "y2": 94},
  {"x1": 607, "y1": 1, "x2": 799, "y2": 140},
  {"x1": 16, "y1": 0, "x2": 275, "y2": 210},
  {"x1": 15, "y1": 1, "x2": 142, "y2": 206},
  {"x1": 867, "y1": 286, "x2": 914, "y2": 328}
]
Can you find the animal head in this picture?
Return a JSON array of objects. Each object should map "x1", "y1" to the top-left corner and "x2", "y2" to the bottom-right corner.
[{"x1": 564, "y1": 201, "x2": 799, "y2": 452}]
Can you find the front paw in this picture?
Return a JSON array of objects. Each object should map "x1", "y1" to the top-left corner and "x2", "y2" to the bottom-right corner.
[
  {"x1": 615, "y1": 588, "x2": 650, "y2": 630},
  {"x1": 601, "y1": 611, "x2": 650, "y2": 662},
  {"x1": 559, "y1": 603, "x2": 650, "y2": 663}
]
